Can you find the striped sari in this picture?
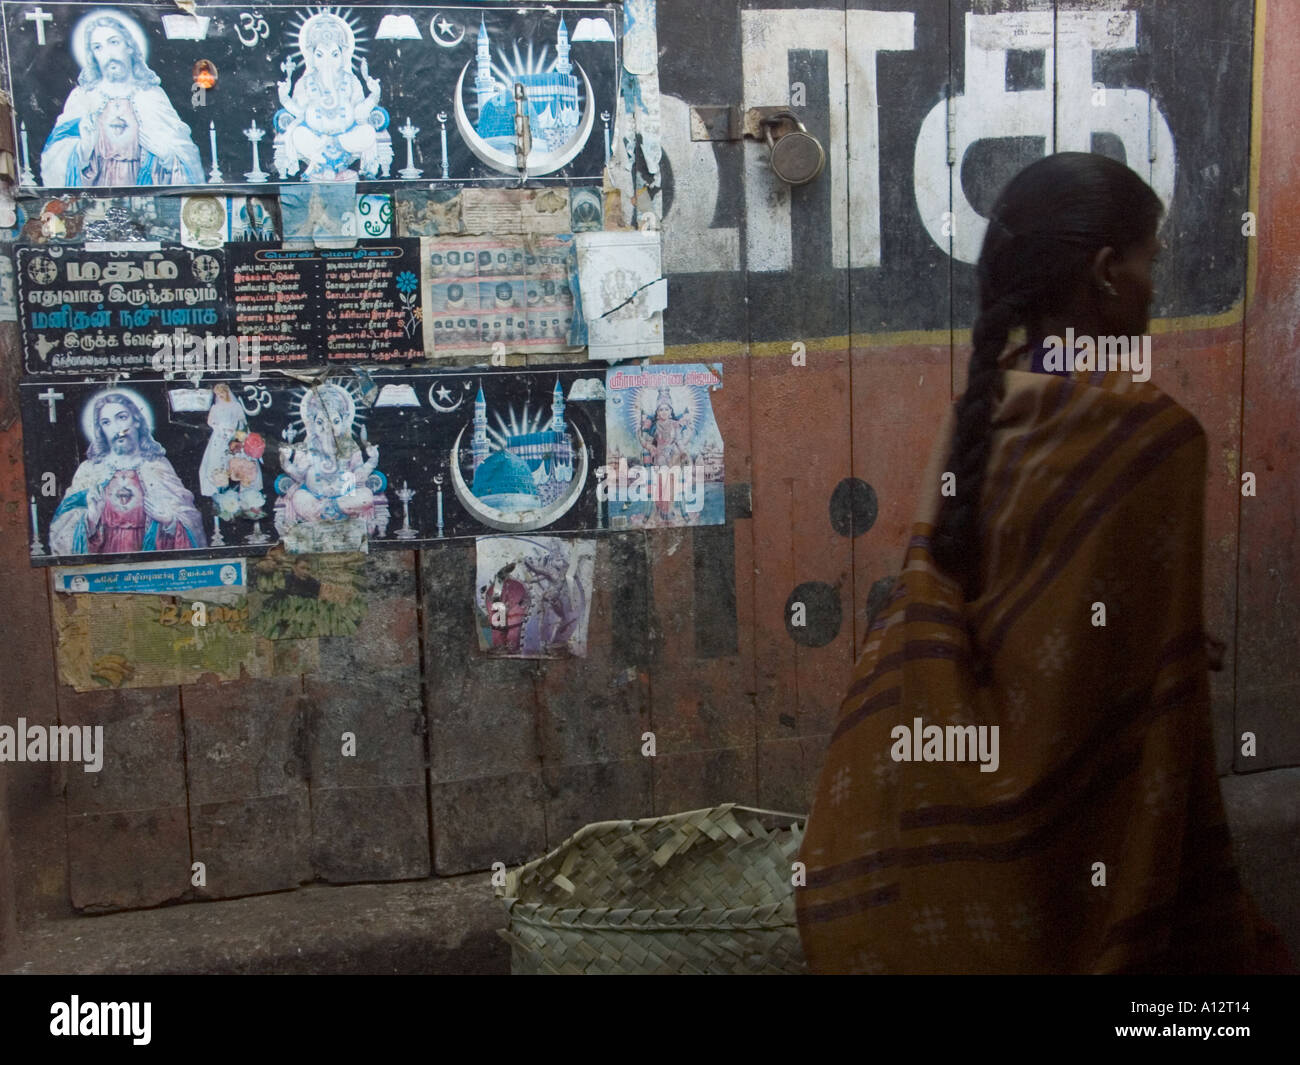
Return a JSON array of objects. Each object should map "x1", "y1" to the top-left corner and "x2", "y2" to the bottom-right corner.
[{"x1": 796, "y1": 344, "x2": 1259, "y2": 974}]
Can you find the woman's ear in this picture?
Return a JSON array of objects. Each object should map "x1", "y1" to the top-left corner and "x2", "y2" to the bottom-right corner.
[{"x1": 1089, "y1": 245, "x2": 1119, "y2": 299}]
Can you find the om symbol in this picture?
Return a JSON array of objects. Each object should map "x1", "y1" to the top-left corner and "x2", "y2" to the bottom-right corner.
[
  {"x1": 235, "y1": 11, "x2": 270, "y2": 48},
  {"x1": 240, "y1": 384, "x2": 272, "y2": 416}
]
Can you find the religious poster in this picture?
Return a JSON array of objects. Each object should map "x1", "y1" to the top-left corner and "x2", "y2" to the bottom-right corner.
[
  {"x1": 3, "y1": 3, "x2": 620, "y2": 191},
  {"x1": 23, "y1": 379, "x2": 241, "y2": 566},
  {"x1": 420, "y1": 233, "x2": 580, "y2": 357},
  {"x1": 16, "y1": 243, "x2": 227, "y2": 373},
  {"x1": 271, "y1": 377, "x2": 388, "y2": 554},
  {"x1": 420, "y1": 367, "x2": 605, "y2": 540},
  {"x1": 227, "y1": 195, "x2": 280, "y2": 242},
  {"x1": 602, "y1": 363, "x2": 726, "y2": 529},
  {"x1": 21, "y1": 364, "x2": 610, "y2": 565},
  {"x1": 179, "y1": 193, "x2": 226, "y2": 249},
  {"x1": 474, "y1": 534, "x2": 595, "y2": 658},
  {"x1": 285, "y1": 366, "x2": 606, "y2": 548}
]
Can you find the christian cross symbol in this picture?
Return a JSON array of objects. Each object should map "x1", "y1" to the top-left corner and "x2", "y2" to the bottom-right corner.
[
  {"x1": 38, "y1": 387, "x2": 63, "y2": 422},
  {"x1": 25, "y1": 7, "x2": 53, "y2": 46}
]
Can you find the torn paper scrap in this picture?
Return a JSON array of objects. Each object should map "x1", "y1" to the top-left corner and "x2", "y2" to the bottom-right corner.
[
  {"x1": 51, "y1": 591, "x2": 311, "y2": 692},
  {"x1": 281, "y1": 182, "x2": 359, "y2": 245},
  {"x1": 622, "y1": 0, "x2": 659, "y2": 76},
  {"x1": 475, "y1": 535, "x2": 596, "y2": 658},
  {"x1": 575, "y1": 230, "x2": 666, "y2": 360}
]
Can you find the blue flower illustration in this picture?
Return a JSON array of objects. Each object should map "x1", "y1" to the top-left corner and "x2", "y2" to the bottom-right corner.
[{"x1": 395, "y1": 271, "x2": 418, "y2": 294}]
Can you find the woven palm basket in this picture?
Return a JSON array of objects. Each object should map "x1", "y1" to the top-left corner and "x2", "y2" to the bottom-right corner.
[{"x1": 496, "y1": 803, "x2": 808, "y2": 974}]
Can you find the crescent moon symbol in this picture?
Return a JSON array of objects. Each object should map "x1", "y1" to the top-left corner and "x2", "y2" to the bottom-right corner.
[
  {"x1": 430, "y1": 16, "x2": 466, "y2": 48},
  {"x1": 427, "y1": 380, "x2": 464, "y2": 413},
  {"x1": 448, "y1": 423, "x2": 589, "y2": 532},
  {"x1": 454, "y1": 62, "x2": 597, "y2": 177}
]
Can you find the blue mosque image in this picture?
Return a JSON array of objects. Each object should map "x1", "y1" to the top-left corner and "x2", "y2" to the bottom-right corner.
[
  {"x1": 470, "y1": 380, "x2": 576, "y2": 512},
  {"x1": 474, "y1": 16, "x2": 583, "y2": 153}
]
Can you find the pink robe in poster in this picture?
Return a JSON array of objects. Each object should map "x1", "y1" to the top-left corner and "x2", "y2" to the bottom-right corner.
[
  {"x1": 485, "y1": 577, "x2": 529, "y2": 652},
  {"x1": 49, "y1": 456, "x2": 207, "y2": 556}
]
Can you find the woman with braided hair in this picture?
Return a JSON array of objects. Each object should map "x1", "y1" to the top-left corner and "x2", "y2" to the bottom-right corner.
[{"x1": 797, "y1": 152, "x2": 1280, "y2": 973}]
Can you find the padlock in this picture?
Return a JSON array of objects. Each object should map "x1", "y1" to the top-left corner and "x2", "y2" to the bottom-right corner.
[{"x1": 763, "y1": 111, "x2": 826, "y2": 186}]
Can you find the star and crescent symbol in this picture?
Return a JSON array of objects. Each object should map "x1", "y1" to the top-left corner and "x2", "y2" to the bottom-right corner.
[
  {"x1": 427, "y1": 379, "x2": 472, "y2": 413},
  {"x1": 430, "y1": 13, "x2": 465, "y2": 48}
]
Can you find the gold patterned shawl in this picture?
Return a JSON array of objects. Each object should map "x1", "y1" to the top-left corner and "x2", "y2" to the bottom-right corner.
[{"x1": 796, "y1": 350, "x2": 1258, "y2": 974}]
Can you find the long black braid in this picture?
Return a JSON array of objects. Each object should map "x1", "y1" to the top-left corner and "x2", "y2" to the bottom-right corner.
[{"x1": 930, "y1": 152, "x2": 1165, "y2": 601}]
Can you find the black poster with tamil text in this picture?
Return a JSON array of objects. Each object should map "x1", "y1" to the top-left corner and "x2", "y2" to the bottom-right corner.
[
  {"x1": 226, "y1": 239, "x2": 425, "y2": 366},
  {"x1": 16, "y1": 242, "x2": 227, "y2": 373},
  {"x1": 16, "y1": 237, "x2": 427, "y2": 374}
]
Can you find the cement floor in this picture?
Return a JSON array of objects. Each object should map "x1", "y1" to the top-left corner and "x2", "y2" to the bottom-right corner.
[
  {"x1": 1, "y1": 875, "x2": 509, "y2": 975},
  {"x1": 4, "y1": 769, "x2": 1296, "y2": 975}
]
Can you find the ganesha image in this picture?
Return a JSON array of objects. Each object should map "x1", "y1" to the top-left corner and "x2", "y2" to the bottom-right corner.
[{"x1": 274, "y1": 383, "x2": 389, "y2": 551}]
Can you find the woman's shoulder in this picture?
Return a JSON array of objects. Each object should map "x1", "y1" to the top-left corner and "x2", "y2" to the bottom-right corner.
[
  {"x1": 1003, "y1": 365, "x2": 1207, "y2": 439},
  {"x1": 1076, "y1": 370, "x2": 1208, "y2": 443},
  {"x1": 994, "y1": 369, "x2": 1210, "y2": 498},
  {"x1": 999, "y1": 341, "x2": 1207, "y2": 435}
]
